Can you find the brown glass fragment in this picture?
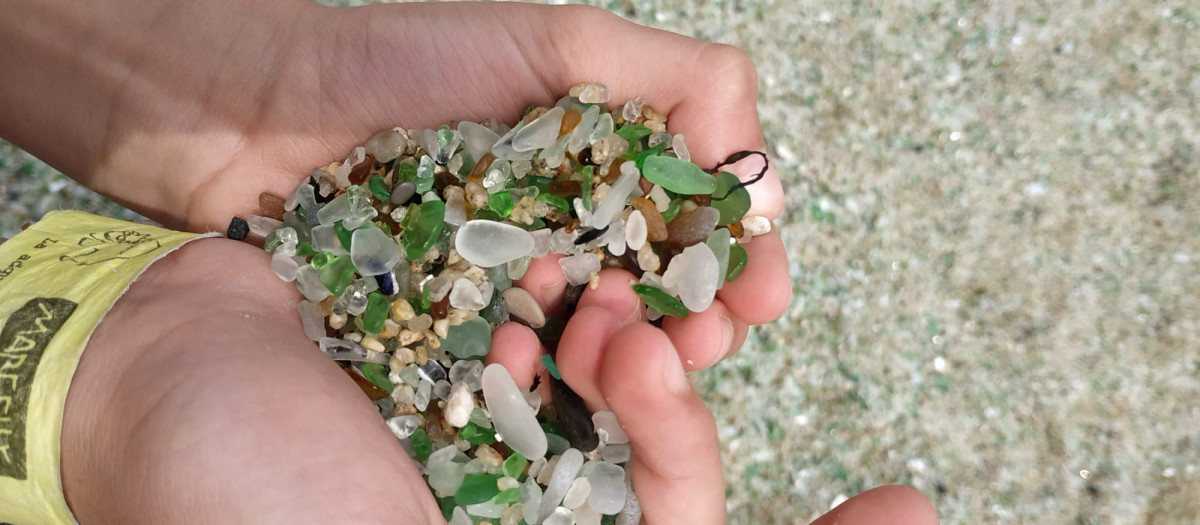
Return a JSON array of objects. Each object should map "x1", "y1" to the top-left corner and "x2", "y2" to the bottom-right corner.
[
  {"x1": 691, "y1": 193, "x2": 711, "y2": 207},
  {"x1": 604, "y1": 158, "x2": 626, "y2": 184},
  {"x1": 430, "y1": 295, "x2": 450, "y2": 319},
  {"x1": 632, "y1": 198, "x2": 668, "y2": 242},
  {"x1": 548, "y1": 180, "x2": 582, "y2": 196},
  {"x1": 348, "y1": 161, "x2": 373, "y2": 186},
  {"x1": 563, "y1": 218, "x2": 581, "y2": 234},
  {"x1": 727, "y1": 220, "x2": 744, "y2": 238},
  {"x1": 380, "y1": 212, "x2": 403, "y2": 237},
  {"x1": 469, "y1": 152, "x2": 495, "y2": 183},
  {"x1": 343, "y1": 366, "x2": 390, "y2": 401},
  {"x1": 424, "y1": 403, "x2": 446, "y2": 442},
  {"x1": 665, "y1": 206, "x2": 720, "y2": 248},
  {"x1": 258, "y1": 192, "x2": 286, "y2": 221},
  {"x1": 637, "y1": 175, "x2": 654, "y2": 195},
  {"x1": 560, "y1": 108, "x2": 582, "y2": 137},
  {"x1": 434, "y1": 172, "x2": 459, "y2": 193}
]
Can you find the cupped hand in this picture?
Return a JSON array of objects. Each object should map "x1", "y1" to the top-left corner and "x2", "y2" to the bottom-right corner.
[
  {"x1": 60, "y1": 239, "x2": 935, "y2": 525},
  {"x1": 59, "y1": 239, "x2": 733, "y2": 524}
]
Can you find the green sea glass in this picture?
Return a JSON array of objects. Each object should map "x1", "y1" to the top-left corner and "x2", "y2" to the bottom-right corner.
[
  {"x1": 362, "y1": 292, "x2": 389, "y2": 333},
  {"x1": 642, "y1": 156, "x2": 717, "y2": 195},
  {"x1": 711, "y1": 171, "x2": 751, "y2": 224},
  {"x1": 726, "y1": 244, "x2": 748, "y2": 282},
  {"x1": 631, "y1": 284, "x2": 689, "y2": 317},
  {"x1": 401, "y1": 201, "x2": 445, "y2": 260},
  {"x1": 442, "y1": 317, "x2": 492, "y2": 359},
  {"x1": 318, "y1": 255, "x2": 356, "y2": 295}
]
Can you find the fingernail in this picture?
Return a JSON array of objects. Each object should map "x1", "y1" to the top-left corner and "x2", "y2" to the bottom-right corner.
[
  {"x1": 662, "y1": 346, "x2": 691, "y2": 395},
  {"x1": 718, "y1": 315, "x2": 735, "y2": 362}
]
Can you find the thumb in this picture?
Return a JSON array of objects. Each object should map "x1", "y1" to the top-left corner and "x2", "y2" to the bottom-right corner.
[{"x1": 599, "y1": 323, "x2": 727, "y2": 524}]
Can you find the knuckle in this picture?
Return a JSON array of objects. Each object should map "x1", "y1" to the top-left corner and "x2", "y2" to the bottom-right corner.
[{"x1": 701, "y1": 43, "x2": 759, "y2": 89}]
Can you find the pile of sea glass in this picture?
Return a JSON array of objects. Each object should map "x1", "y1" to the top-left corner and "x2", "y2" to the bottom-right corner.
[{"x1": 240, "y1": 83, "x2": 770, "y2": 525}]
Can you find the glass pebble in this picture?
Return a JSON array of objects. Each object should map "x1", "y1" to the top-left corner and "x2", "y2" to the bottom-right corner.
[
  {"x1": 538, "y1": 448, "x2": 584, "y2": 521},
  {"x1": 706, "y1": 228, "x2": 732, "y2": 290},
  {"x1": 246, "y1": 215, "x2": 282, "y2": 237},
  {"x1": 401, "y1": 201, "x2": 445, "y2": 260},
  {"x1": 641, "y1": 155, "x2": 717, "y2": 195},
  {"x1": 318, "y1": 255, "x2": 357, "y2": 295},
  {"x1": 311, "y1": 223, "x2": 347, "y2": 255},
  {"x1": 455, "y1": 220, "x2": 536, "y2": 268},
  {"x1": 449, "y1": 359, "x2": 485, "y2": 391},
  {"x1": 442, "y1": 317, "x2": 492, "y2": 359},
  {"x1": 630, "y1": 284, "x2": 687, "y2": 318},
  {"x1": 513, "y1": 107, "x2": 565, "y2": 152},
  {"x1": 351, "y1": 226, "x2": 403, "y2": 276},
  {"x1": 544, "y1": 507, "x2": 574, "y2": 525},
  {"x1": 563, "y1": 477, "x2": 591, "y2": 509},
  {"x1": 559, "y1": 253, "x2": 601, "y2": 286},
  {"x1": 295, "y1": 265, "x2": 331, "y2": 301},
  {"x1": 455, "y1": 473, "x2": 502, "y2": 506},
  {"x1": 711, "y1": 171, "x2": 751, "y2": 224},
  {"x1": 459, "y1": 120, "x2": 501, "y2": 161},
  {"x1": 297, "y1": 300, "x2": 325, "y2": 341},
  {"x1": 271, "y1": 252, "x2": 300, "y2": 282},
  {"x1": 726, "y1": 244, "x2": 748, "y2": 282},
  {"x1": 482, "y1": 363, "x2": 547, "y2": 460},
  {"x1": 585, "y1": 461, "x2": 626, "y2": 514},
  {"x1": 386, "y1": 415, "x2": 421, "y2": 440},
  {"x1": 661, "y1": 243, "x2": 719, "y2": 311}
]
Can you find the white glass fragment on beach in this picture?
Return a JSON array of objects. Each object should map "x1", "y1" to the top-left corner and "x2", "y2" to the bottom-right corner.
[
  {"x1": 559, "y1": 253, "x2": 601, "y2": 286},
  {"x1": 585, "y1": 461, "x2": 627, "y2": 515},
  {"x1": 449, "y1": 278, "x2": 487, "y2": 311},
  {"x1": 482, "y1": 364, "x2": 547, "y2": 460},
  {"x1": 661, "y1": 243, "x2": 719, "y2": 311},
  {"x1": 455, "y1": 220, "x2": 536, "y2": 267},
  {"x1": 514, "y1": 107, "x2": 565, "y2": 152},
  {"x1": 539, "y1": 448, "x2": 584, "y2": 522},
  {"x1": 444, "y1": 382, "x2": 474, "y2": 428},
  {"x1": 625, "y1": 211, "x2": 647, "y2": 252},
  {"x1": 459, "y1": 121, "x2": 501, "y2": 161},
  {"x1": 350, "y1": 227, "x2": 403, "y2": 276},
  {"x1": 297, "y1": 301, "x2": 325, "y2": 341}
]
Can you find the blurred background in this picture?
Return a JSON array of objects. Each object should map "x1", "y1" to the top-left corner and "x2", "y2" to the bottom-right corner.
[{"x1": 3, "y1": 0, "x2": 1198, "y2": 523}]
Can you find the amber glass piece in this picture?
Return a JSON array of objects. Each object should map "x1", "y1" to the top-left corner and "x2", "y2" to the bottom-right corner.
[
  {"x1": 632, "y1": 197, "x2": 668, "y2": 242},
  {"x1": 343, "y1": 366, "x2": 390, "y2": 401},
  {"x1": 469, "y1": 152, "x2": 495, "y2": 183},
  {"x1": 560, "y1": 108, "x2": 582, "y2": 137},
  {"x1": 258, "y1": 192, "x2": 286, "y2": 221}
]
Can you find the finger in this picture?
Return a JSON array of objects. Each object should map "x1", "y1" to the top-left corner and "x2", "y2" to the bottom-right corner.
[
  {"x1": 809, "y1": 485, "x2": 939, "y2": 525},
  {"x1": 662, "y1": 298, "x2": 748, "y2": 371},
  {"x1": 599, "y1": 324, "x2": 725, "y2": 525},
  {"x1": 513, "y1": 253, "x2": 567, "y2": 318},
  {"x1": 555, "y1": 305, "x2": 624, "y2": 409},
  {"x1": 716, "y1": 228, "x2": 791, "y2": 324},
  {"x1": 485, "y1": 322, "x2": 544, "y2": 391},
  {"x1": 545, "y1": 6, "x2": 782, "y2": 219},
  {"x1": 574, "y1": 268, "x2": 645, "y2": 326}
]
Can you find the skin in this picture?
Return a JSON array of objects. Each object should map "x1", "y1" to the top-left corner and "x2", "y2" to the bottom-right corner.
[{"x1": 1, "y1": 0, "x2": 938, "y2": 523}]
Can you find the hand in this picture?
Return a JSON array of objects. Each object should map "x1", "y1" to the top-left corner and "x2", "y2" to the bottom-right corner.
[
  {"x1": 60, "y1": 239, "x2": 936, "y2": 525},
  {"x1": 58, "y1": 239, "x2": 745, "y2": 524},
  {"x1": 1, "y1": 0, "x2": 791, "y2": 333},
  {"x1": 3, "y1": 0, "x2": 791, "y2": 383}
]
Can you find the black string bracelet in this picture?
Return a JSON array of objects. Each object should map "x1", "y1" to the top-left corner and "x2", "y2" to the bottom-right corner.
[{"x1": 707, "y1": 150, "x2": 769, "y2": 201}]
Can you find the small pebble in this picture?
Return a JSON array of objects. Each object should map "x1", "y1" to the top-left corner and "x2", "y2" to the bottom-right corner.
[
  {"x1": 226, "y1": 216, "x2": 249, "y2": 240},
  {"x1": 502, "y1": 287, "x2": 546, "y2": 329}
]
